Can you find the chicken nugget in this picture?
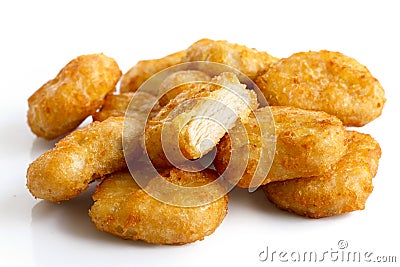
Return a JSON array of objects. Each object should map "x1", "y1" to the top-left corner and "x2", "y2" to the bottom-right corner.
[
  {"x1": 184, "y1": 38, "x2": 278, "y2": 79},
  {"x1": 214, "y1": 106, "x2": 346, "y2": 188},
  {"x1": 255, "y1": 50, "x2": 385, "y2": 126},
  {"x1": 92, "y1": 92, "x2": 159, "y2": 122},
  {"x1": 158, "y1": 70, "x2": 211, "y2": 106},
  {"x1": 145, "y1": 72, "x2": 258, "y2": 168},
  {"x1": 120, "y1": 50, "x2": 186, "y2": 94},
  {"x1": 263, "y1": 131, "x2": 381, "y2": 218},
  {"x1": 27, "y1": 53, "x2": 121, "y2": 139},
  {"x1": 89, "y1": 168, "x2": 229, "y2": 245},
  {"x1": 26, "y1": 117, "x2": 142, "y2": 202}
]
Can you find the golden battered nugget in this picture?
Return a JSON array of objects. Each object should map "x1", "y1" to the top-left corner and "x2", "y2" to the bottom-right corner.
[
  {"x1": 89, "y1": 168, "x2": 229, "y2": 245},
  {"x1": 184, "y1": 38, "x2": 278, "y2": 79},
  {"x1": 120, "y1": 50, "x2": 185, "y2": 94},
  {"x1": 26, "y1": 117, "x2": 142, "y2": 202},
  {"x1": 255, "y1": 50, "x2": 385, "y2": 126},
  {"x1": 145, "y1": 72, "x2": 258, "y2": 168},
  {"x1": 93, "y1": 92, "x2": 159, "y2": 122},
  {"x1": 28, "y1": 53, "x2": 121, "y2": 139},
  {"x1": 263, "y1": 131, "x2": 381, "y2": 218},
  {"x1": 214, "y1": 106, "x2": 347, "y2": 188}
]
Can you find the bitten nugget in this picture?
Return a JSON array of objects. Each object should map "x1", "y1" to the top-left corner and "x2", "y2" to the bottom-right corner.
[
  {"x1": 26, "y1": 117, "x2": 142, "y2": 202},
  {"x1": 214, "y1": 106, "x2": 346, "y2": 188},
  {"x1": 27, "y1": 54, "x2": 121, "y2": 139},
  {"x1": 145, "y1": 72, "x2": 258, "y2": 168},
  {"x1": 255, "y1": 50, "x2": 385, "y2": 126},
  {"x1": 263, "y1": 131, "x2": 381, "y2": 218},
  {"x1": 177, "y1": 73, "x2": 258, "y2": 158},
  {"x1": 184, "y1": 38, "x2": 278, "y2": 79},
  {"x1": 89, "y1": 168, "x2": 229, "y2": 245},
  {"x1": 145, "y1": 81, "x2": 217, "y2": 168},
  {"x1": 120, "y1": 50, "x2": 186, "y2": 93},
  {"x1": 93, "y1": 92, "x2": 159, "y2": 122}
]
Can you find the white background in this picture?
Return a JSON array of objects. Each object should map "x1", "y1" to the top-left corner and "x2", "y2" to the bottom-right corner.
[{"x1": 1, "y1": 0, "x2": 399, "y2": 266}]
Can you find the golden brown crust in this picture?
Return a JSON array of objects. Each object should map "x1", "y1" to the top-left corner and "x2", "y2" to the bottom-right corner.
[
  {"x1": 120, "y1": 50, "x2": 186, "y2": 93},
  {"x1": 92, "y1": 92, "x2": 159, "y2": 122},
  {"x1": 27, "y1": 53, "x2": 121, "y2": 139},
  {"x1": 152, "y1": 82, "x2": 216, "y2": 121},
  {"x1": 158, "y1": 70, "x2": 211, "y2": 106},
  {"x1": 184, "y1": 38, "x2": 278, "y2": 79},
  {"x1": 214, "y1": 106, "x2": 347, "y2": 188},
  {"x1": 255, "y1": 50, "x2": 386, "y2": 126},
  {"x1": 120, "y1": 38, "x2": 277, "y2": 95},
  {"x1": 89, "y1": 168, "x2": 229, "y2": 245},
  {"x1": 263, "y1": 131, "x2": 381, "y2": 218},
  {"x1": 26, "y1": 117, "x2": 142, "y2": 202}
]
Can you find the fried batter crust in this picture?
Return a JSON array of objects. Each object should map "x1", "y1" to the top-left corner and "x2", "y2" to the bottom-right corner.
[
  {"x1": 158, "y1": 70, "x2": 211, "y2": 106},
  {"x1": 89, "y1": 168, "x2": 228, "y2": 245},
  {"x1": 27, "y1": 53, "x2": 121, "y2": 139},
  {"x1": 263, "y1": 131, "x2": 381, "y2": 218},
  {"x1": 26, "y1": 117, "x2": 142, "y2": 202},
  {"x1": 93, "y1": 92, "x2": 158, "y2": 122},
  {"x1": 184, "y1": 38, "x2": 278, "y2": 79},
  {"x1": 255, "y1": 50, "x2": 385, "y2": 126},
  {"x1": 120, "y1": 50, "x2": 185, "y2": 93},
  {"x1": 214, "y1": 106, "x2": 346, "y2": 188}
]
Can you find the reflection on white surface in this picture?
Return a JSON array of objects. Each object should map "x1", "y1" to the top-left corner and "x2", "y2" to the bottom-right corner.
[
  {"x1": 30, "y1": 183, "x2": 156, "y2": 267},
  {"x1": 28, "y1": 185, "x2": 289, "y2": 267}
]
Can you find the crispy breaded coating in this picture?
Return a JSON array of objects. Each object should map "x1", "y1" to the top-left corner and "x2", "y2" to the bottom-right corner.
[
  {"x1": 93, "y1": 92, "x2": 159, "y2": 122},
  {"x1": 145, "y1": 72, "x2": 258, "y2": 168},
  {"x1": 214, "y1": 106, "x2": 347, "y2": 188},
  {"x1": 184, "y1": 38, "x2": 278, "y2": 79},
  {"x1": 89, "y1": 168, "x2": 229, "y2": 245},
  {"x1": 255, "y1": 50, "x2": 386, "y2": 126},
  {"x1": 152, "y1": 82, "x2": 215, "y2": 121},
  {"x1": 27, "y1": 54, "x2": 121, "y2": 139},
  {"x1": 120, "y1": 50, "x2": 186, "y2": 93},
  {"x1": 158, "y1": 70, "x2": 211, "y2": 106},
  {"x1": 26, "y1": 117, "x2": 142, "y2": 202},
  {"x1": 263, "y1": 131, "x2": 381, "y2": 218}
]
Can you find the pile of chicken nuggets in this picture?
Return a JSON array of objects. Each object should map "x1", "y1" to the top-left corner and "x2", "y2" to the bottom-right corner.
[{"x1": 26, "y1": 38, "x2": 385, "y2": 245}]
